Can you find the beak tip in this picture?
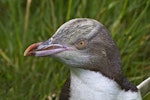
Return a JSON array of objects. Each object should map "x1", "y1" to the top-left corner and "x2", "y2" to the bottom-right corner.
[
  {"x1": 23, "y1": 51, "x2": 27, "y2": 56},
  {"x1": 24, "y1": 49, "x2": 30, "y2": 56},
  {"x1": 24, "y1": 42, "x2": 40, "y2": 56}
]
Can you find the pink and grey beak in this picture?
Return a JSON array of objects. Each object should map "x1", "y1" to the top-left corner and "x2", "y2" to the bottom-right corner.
[{"x1": 24, "y1": 41, "x2": 72, "y2": 56}]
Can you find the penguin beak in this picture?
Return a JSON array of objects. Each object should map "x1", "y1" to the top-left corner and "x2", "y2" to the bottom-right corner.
[{"x1": 24, "y1": 40, "x2": 73, "y2": 57}]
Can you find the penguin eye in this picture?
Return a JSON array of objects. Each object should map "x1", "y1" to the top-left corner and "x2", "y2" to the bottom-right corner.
[{"x1": 75, "y1": 39, "x2": 88, "y2": 49}]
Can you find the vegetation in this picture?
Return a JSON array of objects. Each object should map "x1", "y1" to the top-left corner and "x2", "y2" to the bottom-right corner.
[{"x1": 0, "y1": 0, "x2": 149, "y2": 99}]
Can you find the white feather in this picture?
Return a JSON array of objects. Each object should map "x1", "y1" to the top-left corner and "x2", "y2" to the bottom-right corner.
[{"x1": 70, "y1": 68, "x2": 141, "y2": 100}]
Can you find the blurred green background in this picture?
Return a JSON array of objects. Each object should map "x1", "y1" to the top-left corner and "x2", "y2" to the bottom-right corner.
[{"x1": 0, "y1": 0, "x2": 150, "y2": 100}]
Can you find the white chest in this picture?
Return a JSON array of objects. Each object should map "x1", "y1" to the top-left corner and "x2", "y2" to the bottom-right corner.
[{"x1": 69, "y1": 68, "x2": 141, "y2": 100}]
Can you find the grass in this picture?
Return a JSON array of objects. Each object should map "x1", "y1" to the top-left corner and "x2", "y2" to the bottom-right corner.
[{"x1": 0, "y1": 0, "x2": 149, "y2": 99}]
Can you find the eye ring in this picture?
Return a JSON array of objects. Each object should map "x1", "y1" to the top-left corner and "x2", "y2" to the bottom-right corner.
[{"x1": 75, "y1": 39, "x2": 88, "y2": 49}]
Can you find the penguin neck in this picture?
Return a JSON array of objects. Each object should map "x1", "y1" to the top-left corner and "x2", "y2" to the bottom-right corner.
[
  {"x1": 69, "y1": 68, "x2": 141, "y2": 100},
  {"x1": 69, "y1": 68, "x2": 121, "y2": 100}
]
